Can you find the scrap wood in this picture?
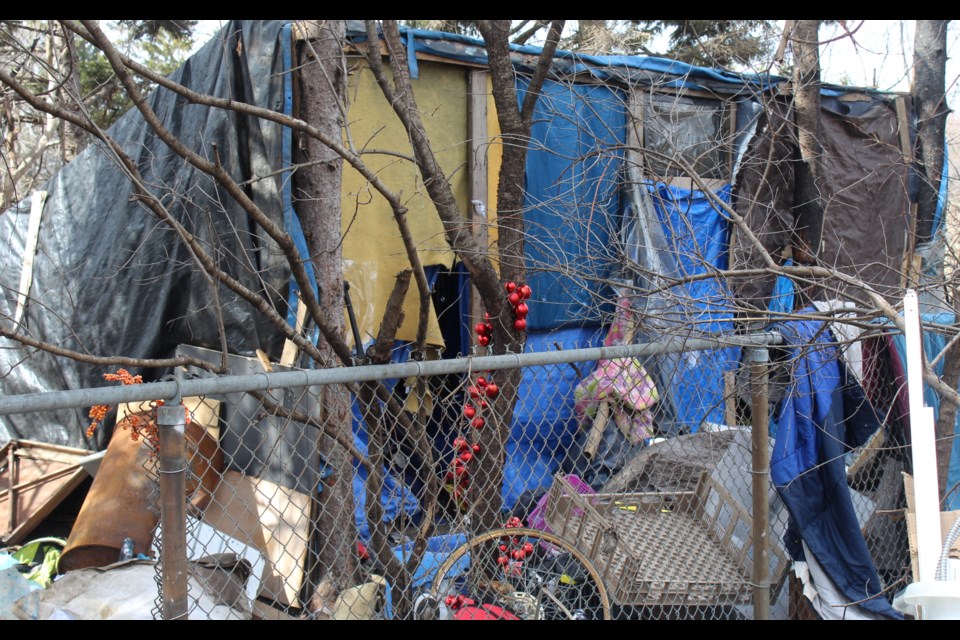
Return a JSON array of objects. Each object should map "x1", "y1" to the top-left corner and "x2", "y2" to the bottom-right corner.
[
  {"x1": 200, "y1": 470, "x2": 310, "y2": 608},
  {"x1": 600, "y1": 430, "x2": 738, "y2": 495}
]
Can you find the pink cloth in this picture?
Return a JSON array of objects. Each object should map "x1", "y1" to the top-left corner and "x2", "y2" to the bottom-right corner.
[{"x1": 573, "y1": 299, "x2": 659, "y2": 443}]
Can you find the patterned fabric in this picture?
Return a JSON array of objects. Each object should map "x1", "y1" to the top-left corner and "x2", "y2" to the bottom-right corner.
[{"x1": 573, "y1": 299, "x2": 659, "y2": 443}]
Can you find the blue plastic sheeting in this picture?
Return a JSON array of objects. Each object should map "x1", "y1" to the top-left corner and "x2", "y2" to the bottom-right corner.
[
  {"x1": 931, "y1": 141, "x2": 950, "y2": 238},
  {"x1": 502, "y1": 327, "x2": 606, "y2": 510},
  {"x1": 890, "y1": 312, "x2": 960, "y2": 510},
  {"x1": 350, "y1": 25, "x2": 785, "y2": 94},
  {"x1": 346, "y1": 25, "x2": 890, "y2": 98},
  {"x1": 519, "y1": 77, "x2": 626, "y2": 331},
  {"x1": 647, "y1": 183, "x2": 741, "y2": 432},
  {"x1": 768, "y1": 258, "x2": 796, "y2": 316},
  {"x1": 771, "y1": 315, "x2": 900, "y2": 619},
  {"x1": 392, "y1": 533, "x2": 468, "y2": 590}
]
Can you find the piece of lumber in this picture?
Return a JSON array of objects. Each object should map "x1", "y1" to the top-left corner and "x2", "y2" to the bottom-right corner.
[{"x1": 200, "y1": 471, "x2": 311, "y2": 608}]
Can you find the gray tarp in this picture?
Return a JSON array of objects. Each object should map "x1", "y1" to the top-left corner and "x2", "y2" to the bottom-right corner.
[{"x1": 0, "y1": 21, "x2": 292, "y2": 449}]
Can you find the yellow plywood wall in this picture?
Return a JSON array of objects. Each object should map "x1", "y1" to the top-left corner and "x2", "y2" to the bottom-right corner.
[{"x1": 340, "y1": 58, "x2": 469, "y2": 349}]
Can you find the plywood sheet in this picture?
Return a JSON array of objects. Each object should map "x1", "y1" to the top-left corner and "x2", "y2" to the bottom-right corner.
[{"x1": 200, "y1": 471, "x2": 311, "y2": 607}]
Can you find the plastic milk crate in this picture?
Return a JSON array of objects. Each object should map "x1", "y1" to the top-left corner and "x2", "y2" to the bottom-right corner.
[{"x1": 542, "y1": 472, "x2": 790, "y2": 607}]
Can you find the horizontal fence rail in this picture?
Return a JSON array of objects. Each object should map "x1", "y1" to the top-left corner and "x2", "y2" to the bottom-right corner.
[{"x1": 0, "y1": 332, "x2": 783, "y2": 416}]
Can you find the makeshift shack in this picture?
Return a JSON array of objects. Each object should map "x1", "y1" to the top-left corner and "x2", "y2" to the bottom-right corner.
[{"x1": 0, "y1": 20, "x2": 944, "y2": 618}]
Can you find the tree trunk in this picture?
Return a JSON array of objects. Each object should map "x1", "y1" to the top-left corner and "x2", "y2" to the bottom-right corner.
[
  {"x1": 473, "y1": 20, "x2": 531, "y2": 534},
  {"x1": 466, "y1": 20, "x2": 563, "y2": 534},
  {"x1": 294, "y1": 20, "x2": 359, "y2": 603},
  {"x1": 913, "y1": 19, "x2": 955, "y2": 500},
  {"x1": 790, "y1": 20, "x2": 825, "y2": 269},
  {"x1": 576, "y1": 20, "x2": 613, "y2": 55},
  {"x1": 913, "y1": 20, "x2": 950, "y2": 243}
]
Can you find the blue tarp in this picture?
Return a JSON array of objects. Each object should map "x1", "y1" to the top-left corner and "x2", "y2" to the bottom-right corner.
[
  {"x1": 768, "y1": 258, "x2": 796, "y2": 316},
  {"x1": 890, "y1": 311, "x2": 960, "y2": 510},
  {"x1": 502, "y1": 327, "x2": 606, "y2": 510},
  {"x1": 519, "y1": 77, "x2": 626, "y2": 331},
  {"x1": 349, "y1": 25, "x2": 886, "y2": 99},
  {"x1": 647, "y1": 183, "x2": 741, "y2": 432},
  {"x1": 351, "y1": 398, "x2": 421, "y2": 542},
  {"x1": 350, "y1": 25, "x2": 785, "y2": 94}
]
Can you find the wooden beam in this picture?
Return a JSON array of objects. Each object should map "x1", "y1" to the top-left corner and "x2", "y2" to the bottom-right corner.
[
  {"x1": 896, "y1": 95, "x2": 918, "y2": 288},
  {"x1": 6, "y1": 445, "x2": 15, "y2": 537},
  {"x1": 468, "y1": 70, "x2": 490, "y2": 349}
]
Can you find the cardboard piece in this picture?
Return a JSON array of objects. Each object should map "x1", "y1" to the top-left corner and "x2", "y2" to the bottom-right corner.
[
  {"x1": 903, "y1": 473, "x2": 960, "y2": 582},
  {"x1": 199, "y1": 471, "x2": 310, "y2": 607}
]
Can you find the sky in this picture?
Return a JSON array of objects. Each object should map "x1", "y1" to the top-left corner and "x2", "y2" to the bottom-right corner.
[
  {"x1": 190, "y1": 20, "x2": 960, "y2": 109},
  {"x1": 818, "y1": 20, "x2": 960, "y2": 108}
]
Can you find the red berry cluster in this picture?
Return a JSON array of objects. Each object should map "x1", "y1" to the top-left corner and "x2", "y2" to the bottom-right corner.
[
  {"x1": 497, "y1": 516, "x2": 532, "y2": 576},
  {"x1": 474, "y1": 317, "x2": 493, "y2": 347},
  {"x1": 444, "y1": 594, "x2": 475, "y2": 610},
  {"x1": 445, "y1": 435, "x2": 482, "y2": 507},
  {"x1": 447, "y1": 285, "x2": 532, "y2": 512},
  {"x1": 504, "y1": 282, "x2": 532, "y2": 332},
  {"x1": 464, "y1": 373, "x2": 499, "y2": 432}
]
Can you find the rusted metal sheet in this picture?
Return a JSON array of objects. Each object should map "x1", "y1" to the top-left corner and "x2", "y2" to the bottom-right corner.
[
  {"x1": 59, "y1": 410, "x2": 223, "y2": 573},
  {"x1": 0, "y1": 439, "x2": 92, "y2": 545}
]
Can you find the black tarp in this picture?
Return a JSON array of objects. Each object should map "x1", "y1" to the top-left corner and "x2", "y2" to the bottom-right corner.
[{"x1": 1, "y1": 21, "x2": 292, "y2": 449}]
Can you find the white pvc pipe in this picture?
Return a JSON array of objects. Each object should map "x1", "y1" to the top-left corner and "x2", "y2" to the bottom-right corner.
[{"x1": 904, "y1": 289, "x2": 943, "y2": 585}]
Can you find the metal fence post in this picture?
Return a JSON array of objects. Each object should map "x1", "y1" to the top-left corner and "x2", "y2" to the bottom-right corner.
[
  {"x1": 157, "y1": 400, "x2": 188, "y2": 620},
  {"x1": 749, "y1": 346, "x2": 771, "y2": 620}
]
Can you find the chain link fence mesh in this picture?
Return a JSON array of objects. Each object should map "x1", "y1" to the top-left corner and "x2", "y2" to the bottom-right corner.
[{"x1": 0, "y1": 324, "x2": 917, "y2": 620}]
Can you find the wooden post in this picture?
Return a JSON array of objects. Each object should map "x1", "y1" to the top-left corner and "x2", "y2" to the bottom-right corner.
[
  {"x1": 7, "y1": 445, "x2": 17, "y2": 536},
  {"x1": 158, "y1": 402, "x2": 188, "y2": 620},
  {"x1": 895, "y1": 96, "x2": 920, "y2": 288},
  {"x1": 750, "y1": 347, "x2": 771, "y2": 620},
  {"x1": 468, "y1": 70, "x2": 490, "y2": 347},
  {"x1": 724, "y1": 370, "x2": 736, "y2": 426}
]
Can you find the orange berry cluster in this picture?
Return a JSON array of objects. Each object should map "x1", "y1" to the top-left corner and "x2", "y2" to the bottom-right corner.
[
  {"x1": 86, "y1": 369, "x2": 143, "y2": 438},
  {"x1": 104, "y1": 369, "x2": 143, "y2": 385},
  {"x1": 86, "y1": 404, "x2": 109, "y2": 438}
]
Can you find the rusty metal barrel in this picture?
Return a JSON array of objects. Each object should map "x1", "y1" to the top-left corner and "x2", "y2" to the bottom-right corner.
[{"x1": 59, "y1": 411, "x2": 222, "y2": 573}]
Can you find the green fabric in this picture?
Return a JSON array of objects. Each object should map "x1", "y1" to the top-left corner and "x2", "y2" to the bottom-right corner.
[{"x1": 10, "y1": 537, "x2": 65, "y2": 589}]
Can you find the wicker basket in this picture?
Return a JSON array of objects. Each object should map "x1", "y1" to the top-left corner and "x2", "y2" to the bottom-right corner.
[{"x1": 542, "y1": 472, "x2": 789, "y2": 607}]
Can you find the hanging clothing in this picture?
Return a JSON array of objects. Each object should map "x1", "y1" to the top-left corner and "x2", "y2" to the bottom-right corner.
[
  {"x1": 770, "y1": 312, "x2": 901, "y2": 619},
  {"x1": 811, "y1": 300, "x2": 864, "y2": 384}
]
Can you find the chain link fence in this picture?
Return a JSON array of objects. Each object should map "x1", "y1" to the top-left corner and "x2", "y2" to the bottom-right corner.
[{"x1": 0, "y1": 323, "x2": 917, "y2": 620}]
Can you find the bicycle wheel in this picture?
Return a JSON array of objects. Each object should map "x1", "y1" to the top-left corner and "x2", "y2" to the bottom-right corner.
[{"x1": 429, "y1": 527, "x2": 611, "y2": 620}]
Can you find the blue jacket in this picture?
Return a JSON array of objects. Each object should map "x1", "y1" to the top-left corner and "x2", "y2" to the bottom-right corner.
[{"x1": 771, "y1": 314, "x2": 901, "y2": 619}]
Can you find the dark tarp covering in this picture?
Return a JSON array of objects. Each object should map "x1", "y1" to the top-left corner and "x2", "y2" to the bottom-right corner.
[
  {"x1": 731, "y1": 94, "x2": 913, "y2": 307},
  {"x1": 0, "y1": 21, "x2": 292, "y2": 449}
]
